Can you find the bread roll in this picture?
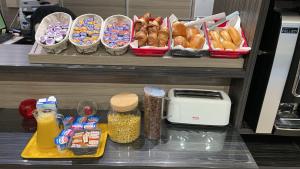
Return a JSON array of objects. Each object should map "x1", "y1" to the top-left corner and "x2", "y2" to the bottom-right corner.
[
  {"x1": 189, "y1": 34, "x2": 205, "y2": 49},
  {"x1": 174, "y1": 36, "x2": 188, "y2": 48},
  {"x1": 227, "y1": 26, "x2": 242, "y2": 46},
  {"x1": 220, "y1": 30, "x2": 232, "y2": 42},
  {"x1": 186, "y1": 26, "x2": 200, "y2": 41},
  {"x1": 221, "y1": 40, "x2": 237, "y2": 50},
  {"x1": 209, "y1": 30, "x2": 221, "y2": 42},
  {"x1": 211, "y1": 40, "x2": 224, "y2": 49},
  {"x1": 172, "y1": 21, "x2": 187, "y2": 37}
]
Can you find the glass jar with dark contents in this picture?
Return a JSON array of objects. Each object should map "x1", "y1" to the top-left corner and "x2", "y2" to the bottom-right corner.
[{"x1": 143, "y1": 86, "x2": 166, "y2": 140}]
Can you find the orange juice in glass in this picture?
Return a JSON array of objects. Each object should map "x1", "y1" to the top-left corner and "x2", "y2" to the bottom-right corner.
[{"x1": 33, "y1": 110, "x2": 63, "y2": 149}]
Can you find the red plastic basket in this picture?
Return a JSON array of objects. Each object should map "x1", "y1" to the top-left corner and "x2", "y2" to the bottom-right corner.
[
  {"x1": 205, "y1": 21, "x2": 250, "y2": 59},
  {"x1": 130, "y1": 17, "x2": 170, "y2": 57}
]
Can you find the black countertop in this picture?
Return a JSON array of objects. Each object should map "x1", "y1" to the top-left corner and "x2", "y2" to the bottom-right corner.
[
  {"x1": 242, "y1": 134, "x2": 300, "y2": 169},
  {"x1": 0, "y1": 109, "x2": 257, "y2": 169}
]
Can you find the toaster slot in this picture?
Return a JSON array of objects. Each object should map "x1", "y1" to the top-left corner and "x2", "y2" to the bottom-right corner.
[{"x1": 174, "y1": 90, "x2": 223, "y2": 99}]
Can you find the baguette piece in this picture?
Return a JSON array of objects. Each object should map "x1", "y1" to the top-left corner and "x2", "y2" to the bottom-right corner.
[
  {"x1": 209, "y1": 30, "x2": 221, "y2": 42},
  {"x1": 220, "y1": 30, "x2": 232, "y2": 42},
  {"x1": 221, "y1": 40, "x2": 237, "y2": 50},
  {"x1": 227, "y1": 26, "x2": 242, "y2": 46},
  {"x1": 211, "y1": 40, "x2": 224, "y2": 50}
]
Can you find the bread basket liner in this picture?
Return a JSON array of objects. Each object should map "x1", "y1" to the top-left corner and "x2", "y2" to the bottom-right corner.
[
  {"x1": 206, "y1": 14, "x2": 251, "y2": 52},
  {"x1": 169, "y1": 14, "x2": 209, "y2": 53},
  {"x1": 130, "y1": 16, "x2": 170, "y2": 50},
  {"x1": 35, "y1": 12, "x2": 72, "y2": 54},
  {"x1": 100, "y1": 15, "x2": 133, "y2": 56},
  {"x1": 69, "y1": 14, "x2": 103, "y2": 54}
]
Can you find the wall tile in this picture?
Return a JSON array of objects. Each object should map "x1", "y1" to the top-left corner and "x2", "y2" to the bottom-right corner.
[
  {"x1": 63, "y1": 0, "x2": 126, "y2": 19},
  {"x1": 128, "y1": 0, "x2": 192, "y2": 19}
]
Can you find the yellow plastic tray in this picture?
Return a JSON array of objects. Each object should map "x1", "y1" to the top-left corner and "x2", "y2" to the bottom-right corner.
[{"x1": 21, "y1": 123, "x2": 108, "y2": 159}]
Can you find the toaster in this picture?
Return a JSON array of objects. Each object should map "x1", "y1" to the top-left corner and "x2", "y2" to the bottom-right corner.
[{"x1": 167, "y1": 88, "x2": 231, "y2": 126}]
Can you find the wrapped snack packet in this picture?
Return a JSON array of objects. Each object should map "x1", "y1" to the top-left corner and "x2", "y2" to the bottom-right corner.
[
  {"x1": 63, "y1": 115, "x2": 75, "y2": 129},
  {"x1": 59, "y1": 129, "x2": 74, "y2": 138},
  {"x1": 55, "y1": 136, "x2": 69, "y2": 151},
  {"x1": 71, "y1": 123, "x2": 84, "y2": 130},
  {"x1": 87, "y1": 115, "x2": 100, "y2": 123},
  {"x1": 75, "y1": 116, "x2": 88, "y2": 123},
  {"x1": 83, "y1": 122, "x2": 97, "y2": 130}
]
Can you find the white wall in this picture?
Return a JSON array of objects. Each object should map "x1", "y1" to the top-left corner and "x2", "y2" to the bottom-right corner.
[{"x1": 193, "y1": 0, "x2": 214, "y2": 17}]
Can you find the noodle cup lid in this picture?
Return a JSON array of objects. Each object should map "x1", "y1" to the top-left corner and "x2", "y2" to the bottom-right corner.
[
  {"x1": 110, "y1": 93, "x2": 138, "y2": 112},
  {"x1": 144, "y1": 86, "x2": 165, "y2": 98}
]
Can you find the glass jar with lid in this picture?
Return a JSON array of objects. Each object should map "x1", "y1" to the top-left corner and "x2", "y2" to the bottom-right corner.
[{"x1": 108, "y1": 93, "x2": 141, "y2": 143}]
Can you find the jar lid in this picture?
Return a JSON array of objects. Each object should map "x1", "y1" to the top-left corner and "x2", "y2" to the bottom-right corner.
[
  {"x1": 144, "y1": 86, "x2": 165, "y2": 98},
  {"x1": 110, "y1": 93, "x2": 138, "y2": 112}
]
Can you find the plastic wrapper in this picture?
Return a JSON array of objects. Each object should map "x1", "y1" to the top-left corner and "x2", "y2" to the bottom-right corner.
[{"x1": 68, "y1": 129, "x2": 101, "y2": 155}]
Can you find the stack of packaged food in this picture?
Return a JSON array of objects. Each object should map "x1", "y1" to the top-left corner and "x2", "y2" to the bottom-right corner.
[{"x1": 55, "y1": 114, "x2": 101, "y2": 154}]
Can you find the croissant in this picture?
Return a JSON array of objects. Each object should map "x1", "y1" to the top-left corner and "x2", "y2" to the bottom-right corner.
[
  {"x1": 135, "y1": 26, "x2": 148, "y2": 47},
  {"x1": 149, "y1": 17, "x2": 162, "y2": 27},
  {"x1": 158, "y1": 27, "x2": 169, "y2": 47},
  {"x1": 134, "y1": 12, "x2": 151, "y2": 32},
  {"x1": 148, "y1": 32, "x2": 159, "y2": 47},
  {"x1": 148, "y1": 17, "x2": 162, "y2": 34},
  {"x1": 142, "y1": 12, "x2": 151, "y2": 23},
  {"x1": 140, "y1": 25, "x2": 148, "y2": 34}
]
